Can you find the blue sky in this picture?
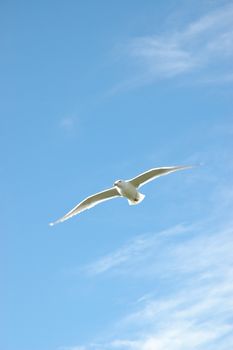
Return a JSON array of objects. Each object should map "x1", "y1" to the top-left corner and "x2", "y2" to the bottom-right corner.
[{"x1": 1, "y1": 1, "x2": 233, "y2": 349}]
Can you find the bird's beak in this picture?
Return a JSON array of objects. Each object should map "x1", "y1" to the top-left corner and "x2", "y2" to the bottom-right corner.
[{"x1": 114, "y1": 182, "x2": 117, "y2": 186}]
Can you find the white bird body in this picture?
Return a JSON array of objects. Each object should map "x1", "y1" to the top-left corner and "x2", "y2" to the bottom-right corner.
[
  {"x1": 114, "y1": 180, "x2": 145, "y2": 205},
  {"x1": 50, "y1": 165, "x2": 193, "y2": 226}
]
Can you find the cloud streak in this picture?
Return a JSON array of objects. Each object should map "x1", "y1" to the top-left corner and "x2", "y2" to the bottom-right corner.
[
  {"x1": 73, "y1": 217, "x2": 233, "y2": 350},
  {"x1": 59, "y1": 116, "x2": 78, "y2": 133},
  {"x1": 84, "y1": 224, "x2": 192, "y2": 275},
  {"x1": 115, "y1": 3, "x2": 233, "y2": 89}
]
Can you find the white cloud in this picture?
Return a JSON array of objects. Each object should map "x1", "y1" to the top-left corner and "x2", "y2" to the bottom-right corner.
[
  {"x1": 84, "y1": 220, "x2": 233, "y2": 279},
  {"x1": 84, "y1": 224, "x2": 190, "y2": 275},
  {"x1": 122, "y1": 3, "x2": 233, "y2": 86},
  {"x1": 73, "y1": 219, "x2": 233, "y2": 350},
  {"x1": 59, "y1": 116, "x2": 78, "y2": 132}
]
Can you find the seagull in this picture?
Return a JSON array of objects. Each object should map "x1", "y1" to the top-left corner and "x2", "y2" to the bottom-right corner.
[{"x1": 49, "y1": 165, "x2": 192, "y2": 226}]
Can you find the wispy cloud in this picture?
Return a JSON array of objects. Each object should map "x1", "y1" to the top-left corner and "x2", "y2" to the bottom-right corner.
[
  {"x1": 84, "y1": 224, "x2": 192, "y2": 275},
  {"x1": 111, "y1": 269, "x2": 233, "y2": 349},
  {"x1": 72, "y1": 220, "x2": 233, "y2": 350},
  {"x1": 84, "y1": 220, "x2": 233, "y2": 279},
  {"x1": 114, "y1": 3, "x2": 233, "y2": 90},
  {"x1": 59, "y1": 116, "x2": 78, "y2": 132}
]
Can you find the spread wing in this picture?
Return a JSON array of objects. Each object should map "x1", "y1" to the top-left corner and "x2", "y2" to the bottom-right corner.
[
  {"x1": 129, "y1": 165, "x2": 192, "y2": 188},
  {"x1": 50, "y1": 187, "x2": 119, "y2": 225}
]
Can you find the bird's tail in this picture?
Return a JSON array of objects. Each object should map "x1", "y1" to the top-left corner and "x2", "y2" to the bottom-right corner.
[{"x1": 128, "y1": 192, "x2": 145, "y2": 206}]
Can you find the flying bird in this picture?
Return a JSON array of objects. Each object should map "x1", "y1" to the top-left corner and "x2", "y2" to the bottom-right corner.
[{"x1": 49, "y1": 165, "x2": 192, "y2": 226}]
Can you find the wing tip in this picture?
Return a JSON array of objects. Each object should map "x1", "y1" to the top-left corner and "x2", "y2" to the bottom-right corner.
[
  {"x1": 49, "y1": 219, "x2": 62, "y2": 226},
  {"x1": 182, "y1": 163, "x2": 202, "y2": 170},
  {"x1": 49, "y1": 215, "x2": 71, "y2": 227}
]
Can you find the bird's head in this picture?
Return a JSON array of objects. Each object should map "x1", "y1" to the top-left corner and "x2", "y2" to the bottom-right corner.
[{"x1": 114, "y1": 180, "x2": 123, "y2": 188}]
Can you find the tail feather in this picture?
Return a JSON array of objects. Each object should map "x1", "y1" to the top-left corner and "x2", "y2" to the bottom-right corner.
[{"x1": 128, "y1": 192, "x2": 145, "y2": 206}]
